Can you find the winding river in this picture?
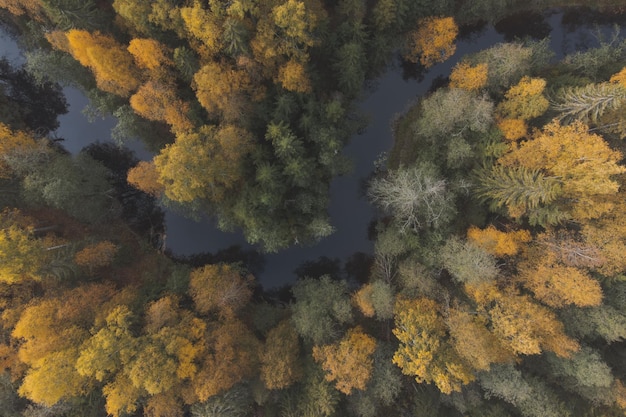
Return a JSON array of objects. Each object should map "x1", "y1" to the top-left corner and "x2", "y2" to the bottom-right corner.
[{"x1": 1, "y1": 8, "x2": 625, "y2": 288}]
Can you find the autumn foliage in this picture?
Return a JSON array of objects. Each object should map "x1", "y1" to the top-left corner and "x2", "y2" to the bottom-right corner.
[{"x1": 405, "y1": 17, "x2": 458, "y2": 67}]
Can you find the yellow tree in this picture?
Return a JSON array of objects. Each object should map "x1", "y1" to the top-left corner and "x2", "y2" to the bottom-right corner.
[
  {"x1": 13, "y1": 284, "x2": 118, "y2": 405},
  {"x1": 495, "y1": 119, "x2": 626, "y2": 222},
  {"x1": 0, "y1": 123, "x2": 40, "y2": 179},
  {"x1": 260, "y1": 319, "x2": 302, "y2": 390},
  {"x1": 313, "y1": 326, "x2": 377, "y2": 395},
  {"x1": 0, "y1": 221, "x2": 44, "y2": 284},
  {"x1": 466, "y1": 283, "x2": 579, "y2": 358},
  {"x1": 153, "y1": 125, "x2": 253, "y2": 204},
  {"x1": 127, "y1": 38, "x2": 173, "y2": 71},
  {"x1": 446, "y1": 308, "x2": 513, "y2": 371},
  {"x1": 278, "y1": 59, "x2": 312, "y2": 93},
  {"x1": 127, "y1": 161, "x2": 165, "y2": 197},
  {"x1": 192, "y1": 61, "x2": 253, "y2": 121},
  {"x1": 65, "y1": 30, "x2": 141, "y2": 97},
  {"x1": 449, "y1": 62, "x2": 488, "y2": 91},
  {"x1": 518, "y1": 252, "x2": 603, "y2": 308},
  {"x1": 192, "y1": 319, "x2": 260, "y2": 401},
  {"x1": 392, "y1": 297, "x2": 475, "y2": 394},
  {"x1": 404, "y1": 17, "x2": 458, "y2": 67},
  {"x1": 74, "y1": 241, "x2": 118, "y2": 271},
  {"x1": 188, "y1": 264, "x2": 253, "y2": 319},
  {"x1": 180, "y1": 2, "x2": 222, "y2": 57},
  {"x1": 497, "y1": 76, "x2": 549, "y2": 120},
  {"x1": 130, "y1": 81, "x2": 193, "y2": 133},
  {"x1": 467, "y1": 225, "x2": 531, "y2": 257}
]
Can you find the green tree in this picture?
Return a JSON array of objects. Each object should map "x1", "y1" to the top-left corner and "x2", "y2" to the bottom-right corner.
[{"x1": 291, "y1": 276, "x2": 353, "y2": 345}]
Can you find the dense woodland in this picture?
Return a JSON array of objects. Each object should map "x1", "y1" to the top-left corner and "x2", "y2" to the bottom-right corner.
[{"x1": 3, "y1": 0, "x2": 626, "y2": 416}]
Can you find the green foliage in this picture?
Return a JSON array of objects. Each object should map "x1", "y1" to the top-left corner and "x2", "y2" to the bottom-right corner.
[
  {"x1": 439, "y1": 237, "x2": 498, "y2": 285},
  {"x1": 415, "y1": 88, "x2": 494, "y2": 140},
  {"x1": 191, "y1": 384, "x2": 253, "y2": 417},
  {"x1": 22, "y1": 153, "x2": 115, "y2": 223},
  {"x1": 291, "y1": 276, "x2": 353, "y2": 345}
]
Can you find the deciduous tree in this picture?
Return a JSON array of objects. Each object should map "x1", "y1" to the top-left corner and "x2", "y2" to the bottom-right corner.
[
  {"x1": 260, "y1": 320, "x2": 302, "y2": 390},
  {"x1": 449, "y1": 62, "x2": 488, "y2": 91},
  {"x1": 188, "y1": 264, "x2": 253, "y2": 319},
  {"x1": 312, "y1": 326, "x2": 377, "y2": 394},
  {"x1": 404, "y1": 17, "x2": 458, "y2": 67}
]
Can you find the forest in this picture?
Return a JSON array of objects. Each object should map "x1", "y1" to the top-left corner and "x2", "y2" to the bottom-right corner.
[{"x1": 3, "y1": 0, "x2": 626, "y2": 416}]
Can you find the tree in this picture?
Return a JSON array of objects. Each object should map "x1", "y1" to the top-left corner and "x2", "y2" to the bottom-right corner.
[
  {"x1": 0, "y1": 58, "x2": 68, "y2": 135},
  {"x1": 74, "y1": 241, "x2": 118, "y2": 270},
  {"x1": 188, "y1": 264, "x2": 253, "y2": 319},
  {"x1": 467, "y1": 225, "x2": 531, "y2": 257},
  {"x1": 64, "y1": 30, "x2": 141, "y2": 97},
  {"x1": 312, "y1": 326, "x2": 376, "y2": 395},
  {"x1": 180, "y1": 2, "x2": 222, "y2": 56},
  {"x1": 496, "y1": 76, "x2": 549, "y2": 120},
  {"x1": 192, "y1": 62, "x2": 254, "y2": 121},
  {"x1": 368, "y1": 163, "x2": 456, "y2": 233},
  {"x1": 130, "y1": 81, "x2": 193, "y2": 133},
  {"x1": 291, "y1": 276, "x2": 353, "y2": 345},
  {"x1": 415, "y1": 88, "x2": 494, "y2": 139},
  {"x1": 0, "y1": 123, "x2": 41, "y2": 179},
  {"x1": 191, "y1": 384, "x2": 252, "y2": 417},
  {"x1": 553, "y1": 82, "x2": 626, "y2": 124},
  {"x1": 352, "y1": 280, "x2": 394, "y2": 320},
  {"x1": 22, "y1": 153, "x2": 115, "y2": 223},
  {"x1": 127, "y1": 161, "x2": 164, "y2": 197},
  {"x1": 392, "y1": 297, "x2": 475, "y2": 394},
  {"x1": 153, "y1": 125, "x2": 253, "y2": 204},
  {"x1": 404, "y1": 17, "x2": 458, "y2": 67},
  {"x1": 449, "y1": 62, "x2": 488, "y2": 91},
  {"x1": 260, "y1": 320, "x2": 302, "y2": 390},
  {"x1": 497, "y1": 119, "x2": 626, "y2": 222},
  {"x1": 518, "y1": 253, "x2": 603, "y2": 308},
  {"x1": 192, "y1": 319, "x2": 260, "y2": 401},
  {"x1": 0, "y1": 218, "x2": 44, "y2": 284},
  {"x1": 439, "y1": 237, "x2": 499, "y2": 285},
  {"x1": 447, "y1": 308, "x2": 512, "y2": 371},
  {"x1": 127, "y1": 38, "x2": 172, "y2": 70},
  {"x1": 278, "y1": 59, "x2": 312, "y2": 93}
]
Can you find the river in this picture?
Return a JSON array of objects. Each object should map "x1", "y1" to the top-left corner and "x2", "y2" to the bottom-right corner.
[{"x1": 1, "y1": 8, "x2": 625, "y2": 288}]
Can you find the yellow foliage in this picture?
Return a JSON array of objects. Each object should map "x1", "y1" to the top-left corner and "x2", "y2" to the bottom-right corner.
[
  {"x1": 127, "y1": 38, "x2": 172, "y2": 70},
  {"x1": 127, "y1": 160, "x2": 165, "y2": 197},
  {"x1": 404, "y1": 17, "x2": 458, "y2": 67},
  {"x1": 189, "y1": 264, "x2": 253, "y2": 318},
  {"x1": 467, "y1": 225, "x2": 531, "y2": 257},
  {"x1": 353, "y1": 284, "x2": 375, "y2": 317},
  {"x1": 313, "y1": 326, "x2": 377, "y2": 395},
  {"x1": 498, "y1": 119, "x2": 626, "y2": 221},
  {"x1": 65, "y1": 30, "x2": 141, "y2": 97},
  {"x1": 260, "y1": 320, "x2": 302, "y2": 390},
  {"x1": 610, "y1": 66, "x2": 626, "y2": 88},
  {"x1": 0, "y1": 123, "x2": 40, "y2": 179},
  {"x1": 130, "y1": 81, "x2": 193, "y2": 133},
  {"x1": 45, "y1": 30, "x2": 72, "y2": 54},
  {"x1": 392, "y1": 297, "x2": 474, "y2": 394},
  {"x1": 103, "y1": 373, "x2": 142, "y2": 417},
  {"x1": 145, "y1": 392, "x2": 183, "y2": 417},
  {"x1": 154, "y1": 125, "x2": 253, "y2": 203},
  {"x1": 193, "y1": 62, "x2": 252, "y2": 120},
  {"x1": 180, "y1": 2, "x2": 222, "y2": 55},
  {"x1": 74, "y1": 241, "x2": 118, "y2": 269},
  {"x1": 447, "y1": 308, "x2": 512, "y2": 370},
  {"x1": 497, "y1": 118, "x2": 527, "y2": 141},
  {"x1": 0, "y1": 223, "x2": 43, "y2": 284},
  {"x1": 278, "y1": 59, "x2": 312, "y2": 93},
  {"x1": 0, "y1": 0, "x2": 46, "y2": 20},
  {"x1": 193, "y1": 319, "x2": 260, "y2": 401},
  {"x1": 497, "y1": 76, "x2": 549, "y2": 120},
  {"x1": 449, "y1": 62, "x2": 488, "y2": 91}
]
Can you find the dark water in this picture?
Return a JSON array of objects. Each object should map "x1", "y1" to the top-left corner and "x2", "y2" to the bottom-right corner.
[{"x1": 1, "y1": 9, "x2": 624, "y2": 288}]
